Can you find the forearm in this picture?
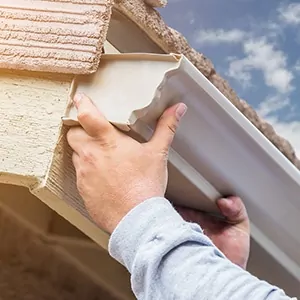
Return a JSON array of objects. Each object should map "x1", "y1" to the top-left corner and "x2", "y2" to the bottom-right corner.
[{"x1": 109, "y1": 197, "x2": 295, "y2": 300}]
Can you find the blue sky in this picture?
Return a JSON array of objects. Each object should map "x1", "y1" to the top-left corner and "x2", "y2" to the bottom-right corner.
[{"x1": 160, "y1": 0, "x2": 300, "y2": 156}]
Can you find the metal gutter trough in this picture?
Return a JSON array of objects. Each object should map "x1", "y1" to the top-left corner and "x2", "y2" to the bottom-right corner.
[{"x1": 63, "y1": 53, "x2": 300, "y2": 281}]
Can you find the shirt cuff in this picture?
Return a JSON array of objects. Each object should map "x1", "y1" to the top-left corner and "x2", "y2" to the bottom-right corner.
[{"x1": 108, "y1": 197, "x2": 192, "y2": 271}]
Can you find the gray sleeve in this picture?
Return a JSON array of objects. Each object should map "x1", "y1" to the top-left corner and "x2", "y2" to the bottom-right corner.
[{"x1": 108, "y1": 197, "x2": 296, "y2": 300}]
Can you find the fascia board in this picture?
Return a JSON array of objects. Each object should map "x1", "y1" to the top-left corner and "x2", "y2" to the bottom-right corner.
[{"x1": 63, "y1": 53, "x2": 300, "y2": 280}]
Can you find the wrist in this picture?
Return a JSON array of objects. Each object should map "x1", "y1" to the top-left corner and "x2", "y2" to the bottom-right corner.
[
  {"x1": 108, "y1": 196, "x2": 184, "y2": 270},
  {"x1": 104, "y1": 192, "x2": 165, "y2": 234}
]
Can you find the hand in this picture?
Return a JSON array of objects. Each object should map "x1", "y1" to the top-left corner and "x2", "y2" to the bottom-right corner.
[
  {"x1": 176, "y1": 196, "x2": 250, "y2": 269},
  {"x1": 67, "y1": 93, "x2": 187, "y2": 234}
]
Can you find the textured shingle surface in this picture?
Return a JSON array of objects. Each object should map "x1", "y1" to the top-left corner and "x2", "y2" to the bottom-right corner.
[{"x1": 0, "y1": 0, "x2": 113, "y2": 74}]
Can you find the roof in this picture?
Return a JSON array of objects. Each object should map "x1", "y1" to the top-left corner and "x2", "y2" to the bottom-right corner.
[
  {"x1": 0, "y1": 0, "x2": 113, "y2": 74},
  {"x1": 2, "y1": 0, "x2": 299, "y2": 168}
]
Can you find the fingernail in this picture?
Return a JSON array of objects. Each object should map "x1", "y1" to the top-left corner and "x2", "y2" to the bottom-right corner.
[
  {"x1": 175, "y1": 103, "x2": 187, "y2": 120},
  {"x1": 220, "y1": 197, "x2": 233, "y2": 205},
  {"x1": 73, "y1": 92, "x2": 83, "y2": 107}
]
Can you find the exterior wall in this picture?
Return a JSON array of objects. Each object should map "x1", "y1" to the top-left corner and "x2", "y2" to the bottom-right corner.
[{"x1": 0, "y1": 70, "x2": 72, "y2": 187}]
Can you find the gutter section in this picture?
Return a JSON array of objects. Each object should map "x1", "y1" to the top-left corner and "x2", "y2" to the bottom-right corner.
[{"x1": 63, "y1": 53, "x2": 300, "y2": 281}]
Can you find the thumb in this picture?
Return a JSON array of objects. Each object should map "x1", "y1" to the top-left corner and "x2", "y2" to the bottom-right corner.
[
  {"x1": 149, "y1": 103, "x2": 187, "y2": 153},
  {"x1": 217, "y1": 196, "x2": 249, "y2": 225}
]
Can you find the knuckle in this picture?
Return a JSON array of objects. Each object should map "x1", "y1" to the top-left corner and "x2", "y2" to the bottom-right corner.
[
  {"x1": 145, "y1": 145, "x2": 167, "y2": 161},
  {"x1": 159, "y1": 148, "x2": 169, "y2": 159},
  {"x1": 77, "y1": 110, "x2": 90, "y2": 122},
  {"x1": 76, "y1": 177, "x2": 86, "y2": 196},
  {"x1": 95, "y1": 135, "x2": 117, "y2": 149},
  {"x1": 66, "y1": 127, "x2": 77, "y2": 142},
  {"x1": 231, "y1": 206, "x2": 246, "y2": 223},
  {"x1": 77, "y1": 167, "x2": 86, "y2": 179},
  {"x1": 82, "y1": 149, "x2": 96, "y2": 164},
  {"x1": 234, "y1": 207, "x2": 243, "y2": 219},
  {"x1": 167, "y1": 120, "x2": 178, "y2": 135}
]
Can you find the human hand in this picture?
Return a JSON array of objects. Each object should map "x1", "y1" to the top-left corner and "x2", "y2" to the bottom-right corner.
[
  {"x1": 176, "y1": 196, "x2": 250, "y2": 269},
  {"x1": 67, "y1": 93, "x2": 187, "y2": 234}
]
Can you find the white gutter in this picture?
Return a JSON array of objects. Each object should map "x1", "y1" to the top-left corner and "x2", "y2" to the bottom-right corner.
[{"x1": 63, "y1": 53, "x2": 300, "y2": 281}]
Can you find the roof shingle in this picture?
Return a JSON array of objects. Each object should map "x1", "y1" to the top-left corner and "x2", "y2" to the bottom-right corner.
[{"x1": 0, "y1": 0, "x2": 113, "y2": 74}]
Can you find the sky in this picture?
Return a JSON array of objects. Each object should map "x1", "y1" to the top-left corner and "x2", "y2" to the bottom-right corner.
[{"x1": 159, "y1": 0, "x2": 300, "y2": 157}]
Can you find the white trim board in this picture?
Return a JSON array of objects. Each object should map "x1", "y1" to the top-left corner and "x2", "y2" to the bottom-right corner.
[{"x1": 63, "y1": 53, "x2": 300, "y2": 281}]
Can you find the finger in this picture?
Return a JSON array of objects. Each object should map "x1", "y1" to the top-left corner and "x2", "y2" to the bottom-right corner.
[
  {"x1": 72, "y1": 152, "x2": 80, "y2": 170},
  {"x1": 149, "y1": 103, "x2": 187, "y2": 153},
  {"x1": 217, "y1": 196, "x2": 249, "y2": 225},
  {"x1": 175, "y1": 205, "x2": 224, "y2": 236},
  {"x1": 73, "y1": 93, "x2": 114, "y2": 138},
  {"x1": 67, "y1": 126, "x2": 89, "y2": 153}
]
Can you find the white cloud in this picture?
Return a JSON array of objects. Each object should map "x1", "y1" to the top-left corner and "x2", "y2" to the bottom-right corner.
[
  {"x1": 256, "y1": 96, "x2": 300, "y2": 157},
  {"x1": 263, "y1": 116, "x2": 300, "y2": 157},
  {"x1": 227, "y1": 38, "x2": 294, "y2": 94},
  {"x1": 189, "y1": 2, "x2": 300, "y2": 157},
  {"x1": 229, "y1": 36, "x2": 298, "y2": 156},
  {"x1": 295, "y1": 60, "x2": 300, "y2": 72},
  {"x1": 193, "y1": 11, "x2": 283, "y2": 47},
  {"x1": 194, "y1": 29, "x2": 246, "y2": 45},
  {"x1": 256, "y1": 95, "x2": 290, "y2": 118},
  {"x1": 278, "y1": 2, "x2": 300, "y2": 25},
  {"x1": 185, "y1": 11, "x2": 196, "y2": 25}
]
